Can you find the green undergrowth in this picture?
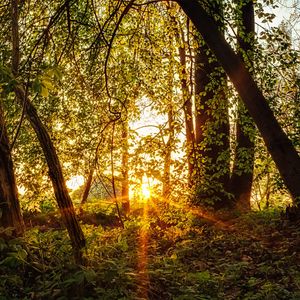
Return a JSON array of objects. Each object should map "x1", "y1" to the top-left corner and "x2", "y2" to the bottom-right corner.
[{"x1": 1, "y1": 207, "x2": 300, "y2": 299}]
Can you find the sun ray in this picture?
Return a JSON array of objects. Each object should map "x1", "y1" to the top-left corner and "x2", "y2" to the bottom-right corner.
[
  {"x1": 136, "y1": 204, "x2": 150, "y2": 299},
  {"x1": 158, "y1": 196, "x2": 261, "y2": 241}
]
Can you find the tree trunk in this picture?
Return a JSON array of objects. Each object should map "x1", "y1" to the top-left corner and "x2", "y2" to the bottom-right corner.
[
  {"x1": 15, "y1": 87, "x2": 86, "y2": 263},
  {"x1": 121, "y1": 120, "x2": 130, "y2": 214},
  {"x1": 193, "y1": 2, "x2": 230, "y2": 209},
  {"x1": 163, "y1": 107, "x2": 174, "y2": 199},
  {"x1": 179, "y1": 38, "x2": 195, "y2": 185},
  {"x1": 231, "y1": 0, "x2": 255, "y2": 211},
  {"x1": 166, "y1": 4, "x2": 195, "y2": 185},
  {"x1": 80, "y1": 168, "x2": 94, "y2": 208},
  {"x1": 194, "y1": 40, "x2": 230, "y2": 209},
  {"x1": 0, "y1": 104, "x2": 24, "y2": 236},
  {"x1": 177, "y1": 0, "x2": 300, "y2": 204},
  {"x1": 11, "y1": 0, "x2": 85, "y2": 263}
]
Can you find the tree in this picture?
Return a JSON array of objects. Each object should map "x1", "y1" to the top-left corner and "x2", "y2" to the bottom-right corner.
[
  {"x1": 177, "y1": 0, "x2": 300, "y2": 205},
  {"x1": 167, "y1": 5, "x2": 195, "y2": 186},
  {"x1": 0, "y1": 104, "x2": 24, "y2": 236},
  {"x1": 193, "y1": 0, "x2": 230, "y2": 209},
  {"x1": 121, "y1": 118, "x2": 130, "y2": 213},
  {"x1": 10, "y1": 0, "x2": 85, "y2": 263},
  {"x1": 230, "y1": 0, "x2": 256, "y2": 211}
]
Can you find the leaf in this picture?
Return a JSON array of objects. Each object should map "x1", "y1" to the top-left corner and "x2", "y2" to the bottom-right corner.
[
  {"x1": 16, "y1": 248, "x2": 27, "y2": 261},
  {"x1": 0, "y1": 256, "x2": 19, "y2": 268},
  {"x1": 41, "y1": 77, "x2": 54, "y2": 90},
  {"x1": 171, "y1": 253, "x2": 177, "y2": 260},
  {"x1": 188, "y1": 271, "x2": 211, "y2": 282},
  {"x1": 32, "y1": 78, "x2": 42, "y2": 93},
  {"x1": 40, "y1": 86, "x2": 49, "y2": 97}
]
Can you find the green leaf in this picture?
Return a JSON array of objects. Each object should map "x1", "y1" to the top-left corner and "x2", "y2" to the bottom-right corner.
[
  {"x1": 16, "y1": 248, "x2": 27, "y2": 261},
  {"x1": 32, "y1": 78, "x2": 42, "y2": 93}
]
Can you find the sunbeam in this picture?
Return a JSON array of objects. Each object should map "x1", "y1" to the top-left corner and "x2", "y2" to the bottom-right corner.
[{"x1": 136, "y1": 204, "x2": 150, "y2": 299}]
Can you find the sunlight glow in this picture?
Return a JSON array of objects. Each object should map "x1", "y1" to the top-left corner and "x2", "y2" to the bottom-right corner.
[
  {"x1": 141, "y1": 183, "x2": 151, "y2": 200},
  {"x1": 137, "y1": 205, "x2": 150, "y2": 298},
  {"x1": 18, "y1": 186, "x2": 26, "y2": 196},
  {"x1": 139, "y1": 175, "x2": 152, "y2": 203},
  {"x1": 66, "y1": 175, "x2": 84, "y2": 190}
]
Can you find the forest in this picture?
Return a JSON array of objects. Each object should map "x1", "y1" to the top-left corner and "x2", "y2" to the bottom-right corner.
[{"x1": 0, "y1": 0, "x2": 300, "y2": 299}]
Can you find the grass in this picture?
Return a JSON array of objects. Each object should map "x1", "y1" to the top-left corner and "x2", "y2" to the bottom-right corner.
[{"x1": 1, "y1": 204, "x2": 300, "y2": 299}]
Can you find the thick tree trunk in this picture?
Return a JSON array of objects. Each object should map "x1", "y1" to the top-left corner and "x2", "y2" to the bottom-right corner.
[
  {"x1": 0, "y1": 105, "x2": 24, "y2": 236},
  {"x1": 15, "y1": 87, "x2": 86, "y2": 264},
  {"x1": 0, "y1": 0, "x2": 25, "y2": 236},
  {"x1": 193, "y1": 2, "x2": 230, "y2": 209},
  {"x1": 231, "y1": 0, "x2": 255, "y2": 211},
  {"x1": 177, "y1": 0, "x2": 300, "y2": 204},
  {"x1": 121, "y1": 120, "x2": 130, "y2": 214},
  {"x1": 194, "y1": 40, "x2": 230, "y2": 209}
]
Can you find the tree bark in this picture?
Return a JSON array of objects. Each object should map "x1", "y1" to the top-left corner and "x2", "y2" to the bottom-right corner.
[
  {"x1": 80, "y1": 168, "x2": 94, "y2": 208},
  {"x1": 193, "y1": 2, "x2": 230, "y2": 209},
  {"x1": 15, "y1": 87, "x2": 86, "y2": 263},
  {"x1": 179, "y1": 37, "x2": 195, "y2": 185},
  {"x1": 194, "y1": 40, "x2": 230, "y2": 209},
  {"x1": 163, "y1": 107, "x2": 174, "y2": 199},
  {"x1": 121, "y1": 120, "x2": 130, "y2": 214},
  {"x1": 177, "y1": 0, "x2": 300, "y2": 204},
  {"x1": 11, "y1": 0, "x2": 85, "y2": 263},
  {"x1": 0, "y1": 0, "x2": 25, "y2": 236},
  {"x1": 231, "y1": 0, "x2": 255, "y2": 211},
  {"x1": 166, "y1": 4, "x2": 195, "y2": 185},
  {"x1": 0, "y1": 104, "x2": 24, "y2": 236}
]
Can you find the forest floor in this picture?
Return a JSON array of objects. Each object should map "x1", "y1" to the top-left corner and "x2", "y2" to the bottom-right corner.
[{"x1": 1, "y1": 204, "x2": 300, "y2": 299}]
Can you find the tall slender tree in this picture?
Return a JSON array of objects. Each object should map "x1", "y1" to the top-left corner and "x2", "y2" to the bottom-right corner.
[
  {"x1": 121, "y1": 118, "x2": 130, "y2": 213},
  {"x1": 162, "y1": 104, "x2": 175, "y2": 199},
  {"x1": 166, "y1": 3, "x2": 195, "y2": 185}
]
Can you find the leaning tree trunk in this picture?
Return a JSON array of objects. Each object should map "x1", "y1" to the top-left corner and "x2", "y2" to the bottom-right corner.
[
  {"x1": 231, "y1": 0, "x2": 256, "y2": 212},
  {"x1": 15, "y1": 87, "x2": 86, "y2": 263},
  {"x1": 0, "y1": 104, "x2": 24, "y2": 236},
  {"x1": 11, "y1": 0, "x2": 85, "y2": 263},
  {"x1": 177, "y1": 0, "x2": 300, "y2": 204}
]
